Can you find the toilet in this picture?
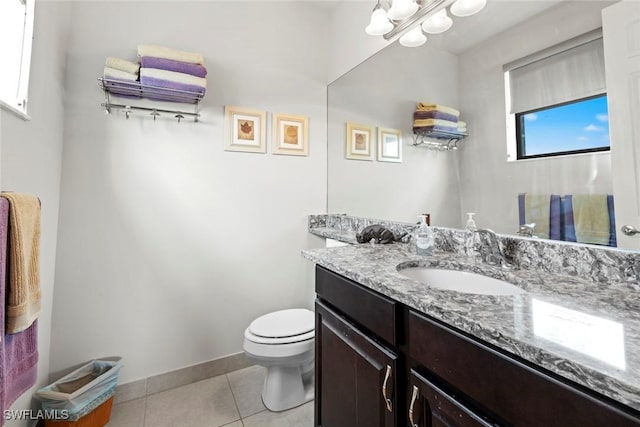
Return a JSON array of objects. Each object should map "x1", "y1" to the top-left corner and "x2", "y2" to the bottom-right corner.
[{"x1": 243, "y1": 308, "x2": 315, "y2": 412}]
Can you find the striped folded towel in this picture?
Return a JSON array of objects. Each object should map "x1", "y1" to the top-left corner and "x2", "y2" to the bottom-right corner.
[
  {"x1": 140, "y1": 68, "x2": 206, "y2": 89},
  {"x1": 138, "y1": 45, "x2": 204, "y2": 65},
  {"x1": 416, "y1": 103, "x2": 460, "y2": 117},
  {"x1": 413, "y1": 110, "x2": 458, "y2": 123},
  {"x1": 140, "y1": 56, "x2": 207, "y2": 78},
  {"x1": 413, "y1": 118, "x2": 459, "y2": 129},
  {"x1": 105, "y1": 57, "x2": 140, "y2": 75},
  {"x1": 103, "y1": 67, "x2": 138, "y2": 82}
]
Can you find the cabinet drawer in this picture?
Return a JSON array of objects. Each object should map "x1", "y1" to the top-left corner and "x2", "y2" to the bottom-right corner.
[
  {"x1": 409, "y1": 311, "x2": 640, "y2": 427},
  {"x1": 316, "y1": 265, "x2": 399, "y2": 346}
]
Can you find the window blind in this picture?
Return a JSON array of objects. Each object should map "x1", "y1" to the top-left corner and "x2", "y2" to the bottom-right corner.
[{"x1": 504, "y1": 29, "x2": 606, "y2": 114}]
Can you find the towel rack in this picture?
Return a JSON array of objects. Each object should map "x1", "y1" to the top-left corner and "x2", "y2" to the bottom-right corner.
[
  {"x1": 413, "y1": 129, "x2": 468, "y2": 151},
  {"x1": 98, "y1": 77, "x2": 202, "y2": 122}
]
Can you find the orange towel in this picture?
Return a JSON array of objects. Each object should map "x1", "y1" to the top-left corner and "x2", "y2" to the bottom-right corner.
[{"x1": 1, "y1": 192, "x2": 41, "y2": 334}]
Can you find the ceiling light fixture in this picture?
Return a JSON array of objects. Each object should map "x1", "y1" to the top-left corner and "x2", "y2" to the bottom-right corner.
[
  {"x1": 365, "y1": 0, "x2": 487, "y2": 47},
  {"x1": 365, "y1": 1, "x2": 394, "y2": 36},
  {"x1": 421, "y1": 8, "x2": 453, "y2": 34},
  {"x1": 450, "y1": 0, "x2": 487, "y2": 17}
]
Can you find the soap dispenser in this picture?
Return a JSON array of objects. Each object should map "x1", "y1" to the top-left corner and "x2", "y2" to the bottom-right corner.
[
  {"x1": 416, "y1": 214, "x2": 434, "y2": 256},
  {"x1": 464, "y1": 212, "x2": 477, "y2": 258}
]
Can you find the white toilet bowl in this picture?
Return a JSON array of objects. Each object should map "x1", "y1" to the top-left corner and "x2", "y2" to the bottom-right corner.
[{"x1": 243, "y1": 308, "x2": 315, "y2": 412}]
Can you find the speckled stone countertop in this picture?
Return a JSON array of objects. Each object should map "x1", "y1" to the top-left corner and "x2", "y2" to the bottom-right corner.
[{"x1": 302, "y1": 242, "x2": 640, "y2": 413}]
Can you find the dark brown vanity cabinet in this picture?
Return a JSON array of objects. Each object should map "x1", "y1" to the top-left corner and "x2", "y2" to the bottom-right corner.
[
  {"x1": 314, "y1": 265, "x2": 640, "y2": 427},
  {"x1": 315, "y1": 266, "x2": 402, "y2": 427}
]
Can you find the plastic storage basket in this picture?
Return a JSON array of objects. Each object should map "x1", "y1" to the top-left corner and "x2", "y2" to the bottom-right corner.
[{"x1": 36, "y1": 357, "x2": 122, "y2": 426}]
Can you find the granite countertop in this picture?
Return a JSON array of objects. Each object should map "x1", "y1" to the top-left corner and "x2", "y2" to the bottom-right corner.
[{"x1": 302, "y1": 242, "x2": 640, "y2": 413}]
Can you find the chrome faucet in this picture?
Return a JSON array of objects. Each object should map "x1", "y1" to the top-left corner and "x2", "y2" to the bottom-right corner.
[
  {"x1": 476, "y1": 228, "x2": 511, "y2": 269},
  {"x1": 517, "y1": 223, "x2": 536, "y2": 237}
]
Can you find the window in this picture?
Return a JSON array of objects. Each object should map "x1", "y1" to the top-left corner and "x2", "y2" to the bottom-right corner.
[
  {"x1": 0, "y1": 0, "x2": 35, "y2": 116},
  {"x1": 516, "y1": 94, "x2": 609, "y2": 159},
  {"x1": 504, "y1": 29, "x2": 607, "y2": 160}
]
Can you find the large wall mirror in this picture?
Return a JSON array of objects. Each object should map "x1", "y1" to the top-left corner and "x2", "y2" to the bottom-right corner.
[{"x1": 328, "y1": 0, "x2": 640, "y2": 251}]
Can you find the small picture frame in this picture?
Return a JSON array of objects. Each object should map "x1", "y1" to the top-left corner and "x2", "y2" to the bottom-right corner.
[
  {"x1": 345, "y1": 123, "x2": 373, "y2": 161},
  {"x1": 377, "y1": 127, "x2": 402, "y2": 162},
  {"x1": 224, "y1": 106, "x2": 267, "y2": 153},
  {"x1": 272, "y1": 113, "x2": 309, "y2": 156}
]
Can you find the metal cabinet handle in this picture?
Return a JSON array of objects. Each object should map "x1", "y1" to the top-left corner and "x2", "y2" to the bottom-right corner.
[
  {"x1": 382, "y1": 365, "x2": 393, "y2": 413},
  {"x1": 409, "y1": 385, "x2": 419, "y2": 427},
  {"x1": 622, "y1": 225, "x2": 640, "y2": 236}
]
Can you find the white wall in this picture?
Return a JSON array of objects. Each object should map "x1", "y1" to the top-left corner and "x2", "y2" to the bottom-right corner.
[
  {"x1": 0, "y1": 2, "x2": 70, "y2": 424},
  {"x1": 458, "y1": 1, "x2": 614, "y2": 233},
  {"x1": 327, "y1": 1, "x2": 392, "y2": 83},
  {"x1": 328, "y1": 42, "x2": 462, "y2": 225},
  {"x1": 51, "y1": 1, "x2": 328, "y2": 384}
]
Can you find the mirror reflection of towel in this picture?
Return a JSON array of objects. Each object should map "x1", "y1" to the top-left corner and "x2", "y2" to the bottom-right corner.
[
  {"x1": 572, "y1": 194, "x2": 610, "y2": 245},
  {"x1": 524, "y1": 194, "x2": 551, "y2": 239}
]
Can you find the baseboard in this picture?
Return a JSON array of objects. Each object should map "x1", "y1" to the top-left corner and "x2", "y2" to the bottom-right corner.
[{"x1": 113, "y1": 352, "x2": 250, "y2": 405}]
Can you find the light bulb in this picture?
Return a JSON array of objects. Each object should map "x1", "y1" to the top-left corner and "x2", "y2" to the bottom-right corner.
[
  {"x1": 399, "y1": 26, "x2": 426, "y2": 47},
  {"x1": 387, "y1": 0, "x2": 419, "y2": 21},
  {"x1": 421, "y1": 9, "x2": 453, "y2": 34},
  {"x1": 450, "y1": 0, "x2": 487, "y2": 17},
  {"x1": 365, "y1": 7, "x2": 394, "y2": 36}
]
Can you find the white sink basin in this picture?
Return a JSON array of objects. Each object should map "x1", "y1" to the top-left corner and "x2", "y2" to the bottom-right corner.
[{"x1": 398, "y1": 267, "x2": 525, "y2": 296}]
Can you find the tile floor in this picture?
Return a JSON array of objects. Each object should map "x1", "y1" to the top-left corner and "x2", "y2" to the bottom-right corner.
[{"x1": 106, "y1": 365, "x2": 313, "y2": 427}]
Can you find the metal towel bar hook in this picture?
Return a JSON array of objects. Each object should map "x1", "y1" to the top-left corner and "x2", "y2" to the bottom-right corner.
[
  {"x1": 150, "y1": 110, "x2": 160, "y2": 121},
  {"x1": 123, "y1": 106, "x2": 131, "y2": 119},
  {"x1": 175, "y1": 114, "x2": 184, "y2": 123}
]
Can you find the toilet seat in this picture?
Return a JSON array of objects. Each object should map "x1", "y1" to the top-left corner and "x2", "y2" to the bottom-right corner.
[
  {"x1": 248, "y1": 308, "x2": 314, "y2": 338},
  {"x1": 244, "y1": 328, "x2": 314, "y2": 345}
]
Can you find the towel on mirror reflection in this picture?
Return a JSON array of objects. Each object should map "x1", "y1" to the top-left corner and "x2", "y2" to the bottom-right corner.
[
  {"x1": 140, "y1": 57, "x2": 207, "y2": 78},
  {"x1": 139, "y1": 68, "x2": 207, "y2": 89},
  {"x1": 105, "y1": 57, "x2": 140, "y2": 75},
  {"x1": 103, "y1": 67, "x2": 138, "y2": 82},
  {"x1": 572, "y1": 194, "x2": 610, "y2": 245},
  {"x1": 413, "y1": 110, "x2": 458, "y2": 122},
  {"x1": 0, "y1": 193, "x2": 41, "y2": 334},
  {"x1": 137, "y1": 45, "x2": 204, "y2": 65},
  {"x1": 524, "y1": 194, "x2": 551, "y2": 239},
  {"x1": 0, "y1": 198, "x2": 39, "y2": 424},
  {"x1": 413, "y1": 118, "x2": 459, "y2": 129},
  {"x1": 416, "y1": 103, "x2": 460, "y2": 117},
  {"x1": 412, "y1": 125, "x2": 459, "y2": 134}
]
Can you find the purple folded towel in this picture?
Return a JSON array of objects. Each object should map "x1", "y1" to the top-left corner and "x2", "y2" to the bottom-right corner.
[
  {"x1": 141, "y1": 56, "x2": 207, "y2": 78},
  {"x1": 413, "y1": 125, "x2": 460, "y2": 134},
  {"x1": 140, "y1": 75, "x2": 206, "y2": 96},
  {"x1": 413, "y1": 110, "x2": 458, "y2": 123},
  {"x1": 0, "y1": 198, "x2": 38, "y2": 426}
]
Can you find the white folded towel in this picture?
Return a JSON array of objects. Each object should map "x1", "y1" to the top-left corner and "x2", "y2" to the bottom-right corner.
[
  {"x1": 105, "y1": 57, "x2": 140, "y2": 75},
  {"x1": 137, "y1": 45, "x2": 204, "y2": 65},
  {"x1": 139, "y1": 68, "x2": 207, "y2": 89},
  {"x1": 457, "y1": 121, "x2": 467, "y2": 128},
  {"x1": 103, "y1": 67, "x2": 138, "y2": 82}
]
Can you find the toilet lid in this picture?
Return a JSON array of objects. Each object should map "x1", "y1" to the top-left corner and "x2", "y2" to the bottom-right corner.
[{"x1": 249, "y1": 309, "x2": 314, "y2": 338}]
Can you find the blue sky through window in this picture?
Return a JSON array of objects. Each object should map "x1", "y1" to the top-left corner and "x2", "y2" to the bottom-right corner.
[{"x1": 520, "y1": 95, "x2": 609, "y2": 157}]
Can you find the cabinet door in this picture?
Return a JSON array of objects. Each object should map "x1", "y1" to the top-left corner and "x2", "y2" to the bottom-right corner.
[
  {"x1": 315, "y1": 300, "x2": 398, "y2": 427},
  {"x1": 408, "y1": 369, "x2": 496, "y2": 427}
]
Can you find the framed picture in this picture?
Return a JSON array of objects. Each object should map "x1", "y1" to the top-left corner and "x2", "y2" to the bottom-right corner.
[
  {"x1": 377, "y1": 127, "x2": 402, "y2": 162},
  {"x1": 345, "y1": 123, "x2": 373, "y2": 160},
  {"x1": 224, "y1": 106, "x2": 266, "y2": 153},
  {"x1": 272, "y1": 113, "x2": 309, "y2": 156}
]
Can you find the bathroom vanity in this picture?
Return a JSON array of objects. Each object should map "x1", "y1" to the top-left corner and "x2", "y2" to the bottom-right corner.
[{"x1": 305, "y1": 240, "x2": 640, "y2": 427}]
